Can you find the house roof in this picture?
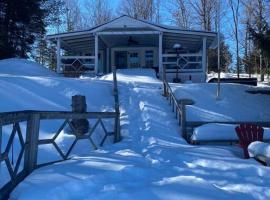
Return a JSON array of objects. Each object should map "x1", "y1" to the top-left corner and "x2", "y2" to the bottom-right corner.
[
  {"x1": 47, "y1": 15, "x2": 217, "y2": 39},
  {"x1": 47, "y1": 15, "x2": 217, "y2": 52}
]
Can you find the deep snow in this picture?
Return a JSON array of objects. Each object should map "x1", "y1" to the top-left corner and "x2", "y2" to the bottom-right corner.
[
  {"x1": 248, "y1": 141, "x2": 270, "y2": 164},
  {"x1": 0, "y1": 60, "x2": 270, "y2": 199},
  {"x1": 192, "y1": 123, "x2": 270, "y2": 142},
  {"x1": 171, "y1": 83, "x2": 270, "y2": 122}
]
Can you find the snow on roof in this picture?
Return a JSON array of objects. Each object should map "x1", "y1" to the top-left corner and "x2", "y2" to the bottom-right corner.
[{"x1": 0, "y1": 58, "x2": 58, "y2": 77}]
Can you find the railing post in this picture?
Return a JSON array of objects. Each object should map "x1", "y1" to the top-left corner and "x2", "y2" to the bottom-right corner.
[
  {"x1": 178, "y1": 99, "x2": 194, "y2": 140},
  {"x1": 24, "y1": 113, "x2": 40, "y2": 174},
  {"x1": 71, "y1": 95, "x2": 89, "y2": 135},
  {"x1": 112, "y1": 66, "x2": 121, "y2": 142},
  {"x1": 180, "y1": 103, "x2": 187, "y2": 139}
]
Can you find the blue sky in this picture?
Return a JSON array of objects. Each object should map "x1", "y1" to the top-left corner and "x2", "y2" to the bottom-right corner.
[{"x1": 62, "y1": 0, "x2": 238, "y2": 67}]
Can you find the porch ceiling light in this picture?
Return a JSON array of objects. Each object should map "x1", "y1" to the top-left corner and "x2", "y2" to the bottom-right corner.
[
  {"x1": 173, "y1": 43, "x2": 182, "y2": 54},
  {"x1": 173, "y1": 43, "x2": 181, "y2": 49}
]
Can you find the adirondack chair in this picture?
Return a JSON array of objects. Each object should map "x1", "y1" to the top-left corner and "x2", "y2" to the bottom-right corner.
[{"x1": 235, "y1": 124, "x2": 264, "y2": 159}]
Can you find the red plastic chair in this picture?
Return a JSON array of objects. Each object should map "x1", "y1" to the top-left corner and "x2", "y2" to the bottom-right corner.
[{"x1": 235, "y1": 124, "x2": 264, "y2": 159}]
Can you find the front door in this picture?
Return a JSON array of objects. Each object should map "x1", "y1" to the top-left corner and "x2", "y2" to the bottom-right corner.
[
  {"x1": 115, "y1": 51, "x2": 127, "y2": 69},
  {"x1": 128, "y1": 51, "x2": 140, "y2": 68}
]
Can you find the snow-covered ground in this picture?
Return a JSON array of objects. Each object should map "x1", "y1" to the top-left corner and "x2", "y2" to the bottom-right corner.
[
  {"x1": 1, "y1": 59, "x2": 270, "y2": 199},
  {"x1": 171, "y1": 83, "x2": 270, "y2": 122},
  {"x1": 207, "y1": 72, "x2": 270, "y2": 85}
]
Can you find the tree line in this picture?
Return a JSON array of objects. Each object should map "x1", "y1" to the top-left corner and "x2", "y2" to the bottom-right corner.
[{"x1": 0, "y1": 0, "x2": 269, "y2": 79}]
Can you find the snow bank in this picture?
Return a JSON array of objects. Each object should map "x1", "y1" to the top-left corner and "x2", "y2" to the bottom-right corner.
[
  {"x1": 101, "y1": 68, "x2": 159, "y2": 84},
  {"x1": 0, "y1": 58, "x2": 57, "y2": 77},
  {"x1": 191, "y1": 123, "x2": 270, "y2": 141},
  {"x1": 248, "y1": 141, "x2": 270, "y2": 164},
  {"x1": 1, "y1": 68, "x2": 270, "y2": 199},
  {"x1": 172, "y1": 83, "x2": 270, "y2": 122},
  {"x1": 207, "y1": 72, "x2": 263, "y2": 81}
]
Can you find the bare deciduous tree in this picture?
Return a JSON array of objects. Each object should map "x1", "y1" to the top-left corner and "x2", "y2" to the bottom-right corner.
[
  {"x1": 63, "y1": 0, "x2": 83, "y2": 31},
  {"x1": 189, "y1": 0, "x2": 217, "y2": 31},
  {"x1": 84, "y1": 0, "x2": 113, "y2": 27},
  {"x1": 168, "y1": 0, "x2": 191, "y2": 28},
  {"x1": 119, "y1": 0, "x2": 156, "y2": 21},
  {"x1": 228, "y1": 0, "x2": 240, "y2": 78}
]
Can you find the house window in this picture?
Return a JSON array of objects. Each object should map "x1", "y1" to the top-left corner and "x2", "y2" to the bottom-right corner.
[{"x1": 145, "y1": 50, "x2": 154, "y2": 68}]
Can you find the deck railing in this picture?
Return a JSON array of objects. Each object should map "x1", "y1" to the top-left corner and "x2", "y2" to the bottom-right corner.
[
  {"x1": 163, "y1": 81, "x2": 270, "y2": 143},
  {"x1": 60, "y1": 56, "x2": 95, "y2": 76},
  {"x1": 162, "y1": 53, "x2": 203, "y2": 73},
  {"x1": 0, "y1": 68, "x2": 121, "y2": 199}
]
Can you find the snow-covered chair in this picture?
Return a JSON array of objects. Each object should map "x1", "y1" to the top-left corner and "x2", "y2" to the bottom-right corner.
[
  {"x1": 248, "y1": 141, "x2": 270, "y2": 166},
  {"x1": 235, "y1": 124, "x2": 264, "y2": 159}
]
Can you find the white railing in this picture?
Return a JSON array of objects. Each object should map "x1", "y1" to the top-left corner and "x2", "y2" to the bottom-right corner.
[
  {"x1": 60, "y1": 56, "x2": 95, "y2": 75},
  {"x1": 162, "y1": 53, "x2": 203, "y2": 73}
]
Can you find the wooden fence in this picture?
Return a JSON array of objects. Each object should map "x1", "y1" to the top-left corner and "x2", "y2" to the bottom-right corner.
[
  {"x1": 163, "y1": 80, "x2": 270, "y2": 143},
  {"x1": 0, "y1": 68, "x2": 121, "y2": 199}
]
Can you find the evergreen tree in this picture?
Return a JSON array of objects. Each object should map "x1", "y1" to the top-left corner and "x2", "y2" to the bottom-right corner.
[
  {"x1": 0, "y1": 0, "x2": 46, "y2": 59},
  {"x1": 32, "y1": 0, "x2": 64, "y2": 69},
  {"x1": 208, "y1": 41, "x2": 233, "y2": 72}
]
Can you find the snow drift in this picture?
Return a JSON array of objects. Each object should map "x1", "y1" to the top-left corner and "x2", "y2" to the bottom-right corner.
[
  {"x1": 0, "y1": 58, "x2": 58, "y2": 77},
  {"x1": 0, "y1": 60, "x2": 270, "y2": 199}
]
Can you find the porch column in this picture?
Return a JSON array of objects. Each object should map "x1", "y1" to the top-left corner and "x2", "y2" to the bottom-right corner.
[
  {"x1": 159, "y1": 32, "x2": 163, "y2": 79},
  {"x1": 95, "y1": 34, "x2": 99, "y2": 74},
  {"x1": 56, "y1": 37, "x2": 61, "y2": 73},
  {"x1": 106, "y1": 47, "x2": 110, "y2": 73},
  {"x1": 202, "y1": 37, "x2": 207, "y2": 80}
]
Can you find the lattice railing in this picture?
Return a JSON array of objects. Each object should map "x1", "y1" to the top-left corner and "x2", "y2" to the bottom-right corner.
[
  {"x1": 162, "y1": 53, "x2": 202, "y2": 72},
  {"x1": 60, "y1": 56, "x2": 95, "y2": 76},
  {"x1": 0, "y1": 111, "x2": 119, "y2": 199},
  {"x1": 0, "y1": 68, "x2": 121, "y2": 199}
]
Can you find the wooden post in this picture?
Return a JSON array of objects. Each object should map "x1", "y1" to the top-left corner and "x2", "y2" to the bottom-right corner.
[
  {"x1": 71, "y1": 95, "x2": 89, "y2": 135},
  {"x1": 24, "y1": 113, "x2": 40, "y2": 173},
  {"x1": 178, "y1": 99, "x2": 195, "y2": 140},
  {"x1": 112, "y1": 66, "x2": 121, "y2": 142}
]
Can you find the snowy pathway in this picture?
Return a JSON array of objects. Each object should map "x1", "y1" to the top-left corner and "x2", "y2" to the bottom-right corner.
[{"x1": 11, "y1": 70, "x2": 270, "y2": 200}]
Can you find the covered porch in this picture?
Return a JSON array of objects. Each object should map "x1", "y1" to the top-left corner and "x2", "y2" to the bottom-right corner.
[{"x1": 47, "y1": 15, "x2": 217, "y2": 82}]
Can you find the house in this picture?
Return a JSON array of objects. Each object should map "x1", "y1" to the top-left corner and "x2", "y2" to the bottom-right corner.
[{"x1": 47, "y1": 15, "x2": 217, "y2": 82}]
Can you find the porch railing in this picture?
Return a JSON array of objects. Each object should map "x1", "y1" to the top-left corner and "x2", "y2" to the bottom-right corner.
[
  {"x1": 60, "y1": 56, "x2": 95, "y2": 76},
  {"x1": 0, "y1": 68, "x2": 121, "y2": 199},
  {"x1": 162, "y1": 53, "x2": 203, "y2": 73}
]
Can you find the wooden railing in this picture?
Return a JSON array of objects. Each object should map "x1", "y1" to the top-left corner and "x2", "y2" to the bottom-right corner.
[
  {"x1": 0, "y1": 68, "x2": 121, "y2": 199},
  {"x1": 163, "y1": 81, "x2": 270, "y2": 143},
  {"x1": 163, "y1": 81, "x2": 194, "y2": 140},
  {"x1": 60, "y1": 56, "x2": 95, "y2": 76}
]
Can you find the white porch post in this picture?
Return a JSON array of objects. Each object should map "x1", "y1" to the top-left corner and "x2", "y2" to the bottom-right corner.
[
  {"x1": 159, "y1": 32, "x2": 163, "y2": 80},
  {"x1": 95, "y1": 34, "x2": 99, "y2": 74},
  {"x1": 56, "y1": 37, "x2": 61, "y2": 73},
  {"x1": 202, "y1": 37, "x2": 207, "y2": 80},
  {"x1": 106, "y1": 47, "x2": 110, "y2": 73}
]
